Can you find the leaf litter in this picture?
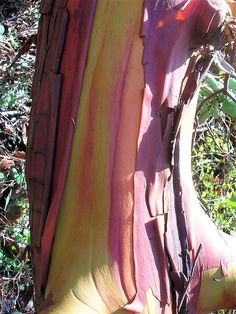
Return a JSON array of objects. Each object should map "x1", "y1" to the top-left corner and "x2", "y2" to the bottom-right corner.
[{"x1": 0, "y1": 1, "x2": 39, "y2": 313}]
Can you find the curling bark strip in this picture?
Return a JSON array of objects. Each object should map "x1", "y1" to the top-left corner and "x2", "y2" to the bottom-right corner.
[{"x1": 27, "y1": 0, "x2": 236, "y2": 313}]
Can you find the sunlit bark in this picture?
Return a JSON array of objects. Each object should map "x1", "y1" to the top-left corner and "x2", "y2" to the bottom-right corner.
[{"x1": 27, "y1": 1, "x2": 236, "y2": 313}]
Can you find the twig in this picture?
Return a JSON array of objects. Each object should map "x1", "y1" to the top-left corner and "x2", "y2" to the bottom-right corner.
[
  {"x1": 9, "y1": 34, "x2": 37, "y2": 68},
  {"x1": 0, "y1": 110, "x2": 27, "y2": 116},
  {"x1": 0, "y1": 154, "x2": 26, "y2": 162},
  {"x1": 197, "y1": 41, "x2": 236, "y2": 117}
]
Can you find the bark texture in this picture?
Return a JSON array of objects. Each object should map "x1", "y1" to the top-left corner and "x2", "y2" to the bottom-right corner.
[{"x1": 27, "y1": 0, "x2": 236, "y2": 313}]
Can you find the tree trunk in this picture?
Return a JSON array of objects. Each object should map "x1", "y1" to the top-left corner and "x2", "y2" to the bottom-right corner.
[{"x1": 27, "y1": 0, "x2": 236, "y2": 313}]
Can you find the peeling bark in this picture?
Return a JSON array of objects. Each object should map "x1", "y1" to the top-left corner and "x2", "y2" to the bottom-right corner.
[{"x1": 27, "y1": 1, "x2": 236, "y2": 313}]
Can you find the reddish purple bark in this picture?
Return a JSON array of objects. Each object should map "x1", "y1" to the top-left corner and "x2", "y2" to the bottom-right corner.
[
  {"x1": 27, "y1": 0, "x2": 96, "y2": 303},
  {"x1": 27, "y1": 1, "x2": 236, "y2": 313}
]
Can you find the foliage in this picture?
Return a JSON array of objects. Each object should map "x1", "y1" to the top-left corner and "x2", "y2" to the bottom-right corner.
[
  {"x1": 198, "y1": 73, "x2": 236, "y2": 125},
  {"x1": 192, "y1": 113, "x2": 236, "y2": 233},
  {"x1": 193, "y1": 68, "x2": 236, "y2": 235},
  {"x1": 0, "y1": 1, "x2": 39, "y2": 313}
]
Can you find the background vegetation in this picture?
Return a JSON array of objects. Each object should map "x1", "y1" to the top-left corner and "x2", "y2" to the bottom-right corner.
[
  {"x1": 193, "y1": 70, "x2": 236, "y2": 235},
  {"x1": 0, "y1": 1, "x2": 235, "y2": 313},
  {"x1": 0, "y1": 1, "x2": 39, "y2": 312}
]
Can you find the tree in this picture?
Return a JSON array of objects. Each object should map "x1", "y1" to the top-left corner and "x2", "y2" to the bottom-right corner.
[{"x1": 27, "y1": 0, "x2": 236, "y2": 313}]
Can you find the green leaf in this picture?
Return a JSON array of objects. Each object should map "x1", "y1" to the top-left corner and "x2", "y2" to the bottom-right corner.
[
  {"x1": 11, "y1": 167, "x2": 18, "y2": 178},
  {"x1": 228, "y1": 78, "x2": 236, "y2": 90},
  {"x1": 222, "y1": 96, "x2": 236, "y2": 118},
  {"x1": 0, "y1": 172, "x2": 6, "y2": 182},
  {"x1": 211, "y1": 107, "x2": 219, "y2": 118},
  {"x1": 199, "y1": 85, "x2": 213, "y2": 97},
  {"x1": 10, "y1": 167, "x2": 23, "y2": 184},
  {"x1": 24, "y1": 230, "x2": 31, "y2": 244},
  {"x1": 226, "y1": 196, "x2": 236, "y2": 208},
  {"x1": 205, "y1": 73, "x2": 223, "y2": 91},
  {"x1": 4, "y1": 189, "x2": 12, "y2": 210},
  {"x1": 198, "y1": 104, "x2": 220, "y2": 124}
]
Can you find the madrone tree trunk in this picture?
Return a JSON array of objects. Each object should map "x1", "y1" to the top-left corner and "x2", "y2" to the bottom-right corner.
[{"x1": 27, "y1": 1, "x2": 236, "y2": 313}]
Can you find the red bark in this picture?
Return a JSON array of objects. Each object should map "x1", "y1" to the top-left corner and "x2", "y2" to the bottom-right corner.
[{"x1": 27, "y1": 1, "x2": 236, "y2": 313}]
